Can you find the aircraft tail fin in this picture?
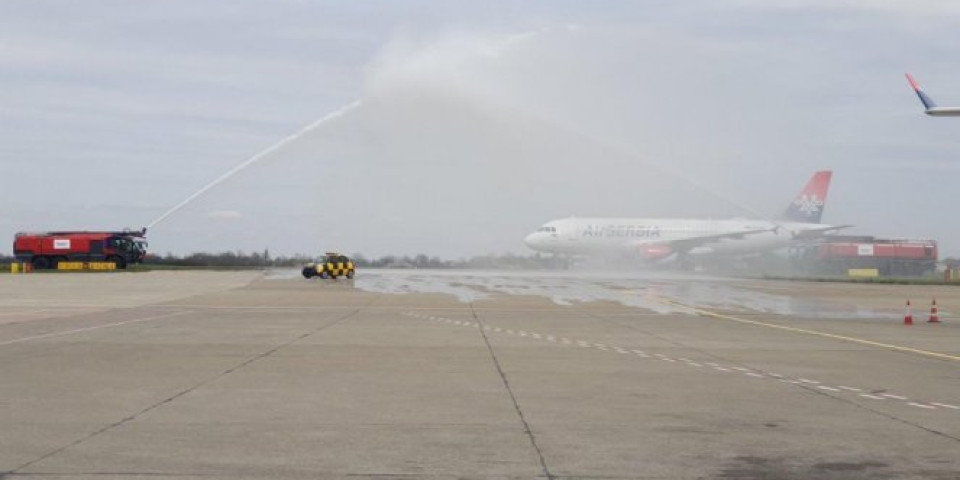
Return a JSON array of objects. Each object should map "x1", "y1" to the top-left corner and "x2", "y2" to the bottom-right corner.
[
  {"x1": 781, "y1": 170, "x2": 832, "y2": 224},
  {"x1": 906, "y1": 73, "x2": 937, "y2": 110}
]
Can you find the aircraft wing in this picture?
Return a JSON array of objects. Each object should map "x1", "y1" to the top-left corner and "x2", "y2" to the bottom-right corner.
[
  {"x1": 790, "y1": 225, "x2": 853, "y2": 239},
  {"x1": 634, "y1": 228, "x2": 775, "y2": 256}
]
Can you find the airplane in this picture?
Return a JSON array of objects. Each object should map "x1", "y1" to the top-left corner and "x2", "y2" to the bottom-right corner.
[
  {"x1": 906, "y1": 73, "x2": 960, "y2": 116},
  {"x1": 524, "y1": 170, "x2": 847, "y2": 265}
]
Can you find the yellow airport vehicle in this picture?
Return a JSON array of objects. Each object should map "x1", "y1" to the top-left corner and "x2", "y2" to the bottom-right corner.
[{"x1": 302, "y1": 252, "x2": 355, "y2": 279}]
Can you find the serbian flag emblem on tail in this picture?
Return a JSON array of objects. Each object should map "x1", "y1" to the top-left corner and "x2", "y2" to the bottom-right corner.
[{"x1": 781, "y1": 170, "x2": 832, "y2": 223}]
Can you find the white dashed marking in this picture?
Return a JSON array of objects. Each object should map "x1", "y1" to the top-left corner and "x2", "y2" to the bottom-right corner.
[
  {"x1": 881, "y1": 393, "x2": 908, "y2": 400},
  {"x1": 401, "y1": 311, "x2": 958, "y2": 417}
]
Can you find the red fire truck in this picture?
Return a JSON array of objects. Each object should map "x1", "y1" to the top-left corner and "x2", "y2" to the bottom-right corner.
[
  {"x1": 793, "y1": 236, "x2": 937, "y2": 276},
  {"x1": 13, "y1": 229, "x2": 148, "y2": 269}
]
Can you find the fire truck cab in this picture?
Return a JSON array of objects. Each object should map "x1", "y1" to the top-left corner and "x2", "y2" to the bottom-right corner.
[{"x1": 13, "y1": 230, "x2": 148, "y2": 269}]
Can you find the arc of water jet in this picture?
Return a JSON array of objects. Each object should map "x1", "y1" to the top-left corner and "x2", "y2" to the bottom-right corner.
[{"x1": 147, "y1": 100, "x2": 363, "y2": 229}]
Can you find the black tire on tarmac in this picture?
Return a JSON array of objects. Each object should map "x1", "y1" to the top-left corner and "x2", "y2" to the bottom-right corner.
[
  {"x1": 31, "y1": 256, "x2": 51, "y2": 270},
  {"x1": 107, "y1": 256, "x2": 127, "y2": 269},
  {"x1": 346, "y1": 270, "x2": 355, "y2": 279}
]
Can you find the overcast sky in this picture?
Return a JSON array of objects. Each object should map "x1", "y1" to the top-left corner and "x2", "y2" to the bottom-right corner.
[{"x1": 3, "y1": 1, "x2": 960, "y2": 258}]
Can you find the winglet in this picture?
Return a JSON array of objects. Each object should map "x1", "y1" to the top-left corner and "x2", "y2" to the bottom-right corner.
[{"x1": 906, "y1": 73, "x2": 937, "y2": 110}]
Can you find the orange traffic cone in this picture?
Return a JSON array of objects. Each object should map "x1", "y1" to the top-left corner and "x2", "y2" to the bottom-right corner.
[
  {"x1": 904, "y1": 300, "x2": 913, "y2": 326},
  {"x1": 928, "y1": 298, "x2": 940, "y2": 323}
]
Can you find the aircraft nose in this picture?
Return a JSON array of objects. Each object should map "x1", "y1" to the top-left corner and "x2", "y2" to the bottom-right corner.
[{"x1": 524, "y1": 233, "x2": 540, "y2": 249}]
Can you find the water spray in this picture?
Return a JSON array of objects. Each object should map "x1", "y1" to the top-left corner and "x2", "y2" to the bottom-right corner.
[
  {"x1": 147, "y1": 100, "x2": 363, "y2": 229},
  {"x1": 499, "y1": 105, "x2": 789, "y2": 230}
]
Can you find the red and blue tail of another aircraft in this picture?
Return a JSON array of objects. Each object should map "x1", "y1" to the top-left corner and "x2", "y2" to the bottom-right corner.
[
  {"x1": 781, "y1": 170, "x2": 831, "y2": 224},
  {"x1": 906, "y1": 73, "x2": 938, "y2": 110}
]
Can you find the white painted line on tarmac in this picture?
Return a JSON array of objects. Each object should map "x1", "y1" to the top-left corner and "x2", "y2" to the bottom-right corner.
[
  {"x1": 405, "y1": 311, "x2": 960, "y2": 418},
  {"x1": 0, "y1": 311, "x2": 191, "y2": 346},
  {"x1": 881, "y1": 393, "x2": 908, "y2": 400}
]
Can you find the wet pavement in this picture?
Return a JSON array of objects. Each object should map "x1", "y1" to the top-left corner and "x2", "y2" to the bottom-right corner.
[{"x1": 1, "y1": 270, "x2": 958, "y2": 479}]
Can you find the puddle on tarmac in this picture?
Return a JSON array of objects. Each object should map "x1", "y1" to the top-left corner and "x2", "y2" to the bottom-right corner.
[{"x1": 265, "y1": 268, "x2": 897, "y2": 319}]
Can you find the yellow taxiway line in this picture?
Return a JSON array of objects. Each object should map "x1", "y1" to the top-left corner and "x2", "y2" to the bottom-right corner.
[{"x1": 660, "y1": 299, "x2": 960, "y2": 363}]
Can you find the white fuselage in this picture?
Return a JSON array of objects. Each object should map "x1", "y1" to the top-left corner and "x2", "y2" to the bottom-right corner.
[{"x1": 524, "y1": 217, "x2": 825, "y2": 258}]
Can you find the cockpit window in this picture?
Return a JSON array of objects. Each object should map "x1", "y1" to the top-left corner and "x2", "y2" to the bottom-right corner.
[{"x1": 537, "y1": 227, "x2": 558, "y2": 233}]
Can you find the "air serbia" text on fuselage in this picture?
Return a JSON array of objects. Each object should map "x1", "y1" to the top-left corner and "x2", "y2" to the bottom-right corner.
[{"x1": 582, "y1": 225, "x2": 661, "y2": 238}]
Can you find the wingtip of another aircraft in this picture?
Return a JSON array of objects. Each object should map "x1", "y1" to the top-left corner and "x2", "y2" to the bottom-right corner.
[{"x1": 905, "y1": 72, "x2": 921, "y2": 91}]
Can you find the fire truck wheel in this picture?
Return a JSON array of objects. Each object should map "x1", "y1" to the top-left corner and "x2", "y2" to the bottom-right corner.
[
  {"x1": 346, "y1": 270, "x2": 355, "y2": 279},
  {"x1": 107, "y1": 256, "x2": 127, "y2": 269},
  {"x1": 319, "y1": 271, "x2": 330, "y2": 279},
  {"x1": 31, "y1": 257, "x2": 51, "y2": 270},
  {"x1": 302, "y1": 268, "x2": 315, "y2": 279}
]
